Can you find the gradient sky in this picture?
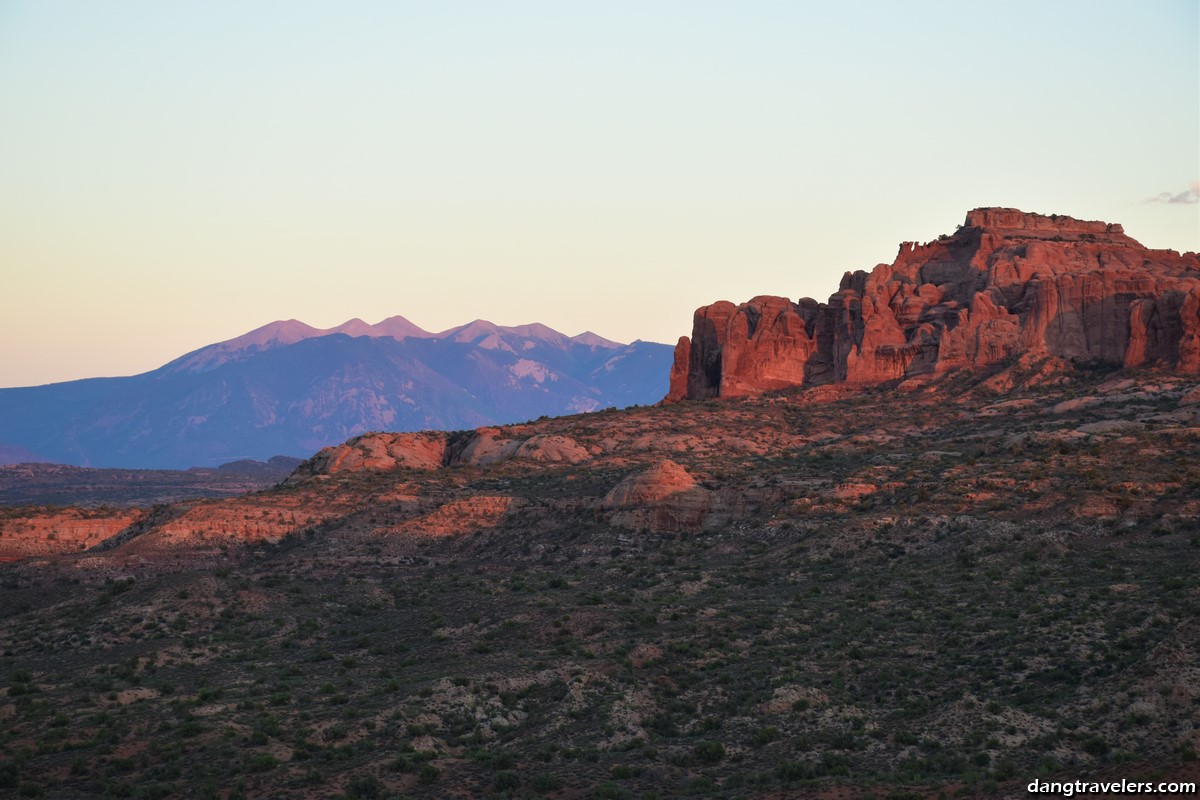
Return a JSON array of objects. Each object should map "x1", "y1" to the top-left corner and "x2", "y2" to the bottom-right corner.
[{"x1": 2, "y1": 0, "x2": 1197, "y2": 387}]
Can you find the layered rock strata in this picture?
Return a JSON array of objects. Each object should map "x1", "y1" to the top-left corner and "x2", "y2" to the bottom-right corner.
[
  {"x1": 0, "y1": 509, "x2": 144, "y2": 560},
  {"x1": 668, "y1": 208, "x2": 1200, "y2": 400}
]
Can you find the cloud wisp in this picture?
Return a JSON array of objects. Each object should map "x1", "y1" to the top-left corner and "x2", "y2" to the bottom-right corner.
[{"x1": 1145, "y1": 182, "x2": 1200, "y2": 205}]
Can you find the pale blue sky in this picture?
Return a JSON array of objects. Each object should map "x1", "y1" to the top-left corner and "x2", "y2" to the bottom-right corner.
[{"x1": 2, "y1": 0, "x2": 1197, "y2": 386}]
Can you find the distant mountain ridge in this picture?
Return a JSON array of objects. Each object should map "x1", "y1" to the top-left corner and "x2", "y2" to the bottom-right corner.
[
  {"x1": 0, "y1": 318, "x2": 671, "y2": 469},
  {"x1": 167, "y1": 316, "x2": 624, "y2": 373}
]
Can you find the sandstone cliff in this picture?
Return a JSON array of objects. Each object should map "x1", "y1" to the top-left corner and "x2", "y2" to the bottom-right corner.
[{"x1": 667, "y1": 208, "x2": 1200, "y2": 400}]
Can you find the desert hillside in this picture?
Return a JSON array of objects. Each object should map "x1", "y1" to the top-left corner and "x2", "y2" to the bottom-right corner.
[{"x1": 1, "y1": 360, "x2": 1197, "y2": 797}]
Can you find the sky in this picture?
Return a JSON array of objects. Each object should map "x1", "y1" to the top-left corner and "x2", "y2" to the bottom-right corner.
[{"x1": 1, "y1": 0, "x2": 1197, "y2": 387}]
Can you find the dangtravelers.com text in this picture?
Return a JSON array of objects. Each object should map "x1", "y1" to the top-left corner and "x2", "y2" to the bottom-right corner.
[{"x1": 1028, "y1": 778, "x2": 1196, "y2": 796}]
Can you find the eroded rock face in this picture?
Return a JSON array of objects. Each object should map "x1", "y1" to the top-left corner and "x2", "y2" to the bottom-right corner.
[
  {"x1": 390, "y1": 496, "x2": 518, "y2": 537},
  {"x1": 289, "y1": 431, "x2": 449, "y2": 479},
  {"x1": 668, "y1": 208, "x2": 1200, "y2": 400},
  {"x1": 288, "y1": 428, "x2": 592, "y2": 479},
  {"x1": 602, "y1": 460, "x2": 713, "y2": 533},
  {"x1": 130, "y1": 501, "x2": 329, "y2": 551},
  {"x1": 514, "y1": 435, "x2": 591, "y2": 465},
  {"x1": 456, "y1": 427, "x2": 522, "y2": 466},
  {"x1": 0, "y1": 509, "x2": 144, "y2": 560}
]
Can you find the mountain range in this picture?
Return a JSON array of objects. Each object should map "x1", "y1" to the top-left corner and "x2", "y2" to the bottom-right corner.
[{"x1": 0, "y1": 317, "x2": 672, "y2": 469}]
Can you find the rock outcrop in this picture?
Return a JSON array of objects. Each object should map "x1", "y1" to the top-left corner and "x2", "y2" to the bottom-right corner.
[
  {"x1": 287, "y1": 428, "x2": 592, "y2": 480},
  {"x1": 0, "y1": 508, "x2": 145, "y2": 560},
  {"x1": 391, "y1": 496, "x2": 518, "y2": 537},
  {"x1": 513, "y1": 435, "x2": 592, "y2": 465},
  {"x1": 298, "y1": 431, "x2": 451, "y2": 476},
  {"x1": 602, "y1": 460, "x2": 714, "y2": 533},
  {"x1": 668, "y1": 208, "x2": 1200, "y2": 400}
]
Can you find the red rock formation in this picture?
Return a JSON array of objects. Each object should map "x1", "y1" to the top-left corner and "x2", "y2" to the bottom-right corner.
[
  {"x1": 287, "y1": 427, "x2": 592, "y2": 479},
  {"x1": 455, "y1": 427, "x2": 522, "y2": 466},
  {"x1": 665, "y1": 336, "x2": 691, "y2": 402},
  {"x1": 289, "y1": 431, "x2": 450, "y2": 479},
  {"x1": 513, "y1": 435, "x2": 591, "y2": 464},
  {"x1": 602, "y1": 460, "x2": 714, "y2": 533},
  {"x1": 0, "y1": 508, "x2": 144, "y2": 560},
  {"x1": 668, "y1": 208, "x2": 1200, "y2": 400},
  {"x1": 391, "y1": 496, "x2": 518, "y2": 537},
  {"x1": 144, "y1": 497, "x2": 338, "y2": 549}
]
